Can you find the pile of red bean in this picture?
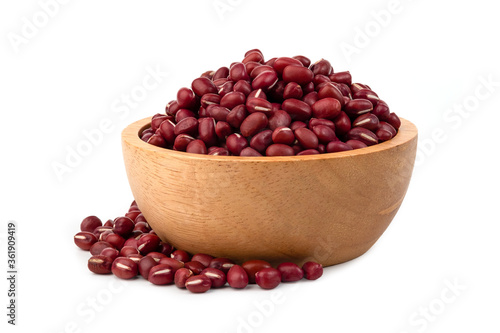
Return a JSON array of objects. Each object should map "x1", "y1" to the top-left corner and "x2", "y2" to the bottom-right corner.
[
  {"x1": 141, "y1": 49, "x2": 400, "y2": 156},
  {"x1": 74, "y1": 200, "x2": 323, "y2": 293}
]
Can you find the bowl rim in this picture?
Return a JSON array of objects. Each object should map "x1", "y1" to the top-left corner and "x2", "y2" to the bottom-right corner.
[{"x1": 122, "y1": 117, "x2": 417, "y2": 162}]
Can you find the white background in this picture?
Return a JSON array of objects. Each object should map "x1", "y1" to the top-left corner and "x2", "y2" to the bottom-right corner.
[{"x1": 1, "y1": 0, "x2": 499, "y2": 332}]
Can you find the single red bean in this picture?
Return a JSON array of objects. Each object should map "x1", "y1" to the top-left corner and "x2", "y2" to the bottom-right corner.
[
  {"x1": 250, "y1": 65, "x2": 274, "y2": 79},
  {"x1": 125, "y1": 210, "x2": 141, "y2": 221},
  {"x1": 377, "y1": 128, "x2": 393, "y2": 142},
  {"x1": 201, "y1": 268, "x2": 226, "y2": 288},
  {"x1": 335, "y1": 83, "x2": 352, "y2": 98},
  {"x1": 93, "y1": 226, "x2": 112, "y2": 238},
  {"x1": 252, "y1": 70, "x2": 278, "y2": 90},
  {"x1": 352, "y1": 113, "x2": 380, "y2": 131},
  {"x1": 273, "y1": 57, "x2": 303, "y2": 75},
  {"x1": 159, "y1": 257, "x2": 184, "y2": 272},
  {"x1": 112, "y1": 257, "x2": 138, "y2": 279},
  {"x1": 147, "y1": 132, "x2": 167, "y2": 148},
  {"x1": 127, "y1": 253, "x2": 143, "y2": 264},
  {"x1": 255, "y1": 268, "x2": 281, "y2": 289},
  {"x1": 113, "y1": 217, "x2": 135, "y2": 237},
  {"x1": 302, "y1": 81, "x2": 315, "y2": 94},
  {"x1": 293, "y1": 55, "x2": 311, "y2": 67},
  {"x1": 192, "y1": 77, "x2": 217, "y2": 96},
  {"x1": 282, "y1": 65, "x2": 314, "y2": 85},
  {"x1": 353, "y1": 89, "x2": 379, "y2": 106},
  {"x1": 138, "y1": 256, "x2": 158, "y2": 279},
  {"x1": 177, "y1": 87, "x2": 197, "y2": 110},
  {"x1": 350, "y1": 83, "x2": 370, "y2": 94},
  {"x1": 242, "y1": 260, "x2": 272, "y2": 284},
  {"x1": 98, "y1": 230, "x2": 114, "y2": 242},
  {"x1": 174, "y1": 268, "x2": 194, "y2": 288},
  {"x1": 272, "y1": 127, "x2": 295, "y2": 145},
  {"x1": 302, "y1": 91, "x2": 319, "y2": 106},
  {"x1": 175, "y1": 109, "x2": 196, "y2": 123},
  {"x1": 290, "y1": 121, "x2": 307, "y2": 131},
  {"x1": 213, "y1": 66, "x2": 229, "y2": 80},
  {"x1": 186, "y1": 139, "x2": 208, "y2": 154},
  {"x1": 250, "y1": 129, "x2": 273, "y2": 153},
  {"x1": 103, "y1": 219, "x2": 114, "y2": 228},
  {"x1": 133, "y1": 222, "x2": 150, "y2": 233},
  {"x1": 208, "y1": 147, "x2": 230, "y2": 156},
  {"x1": 90, "y1": 241, "x2": 113, "y2": 256},
  {"x1": 170, "y1": 249, "x2": 190, "y2": 262},
  {"x1": 312, "y1": 125, "x2": 337, "y2": 144},
  {"x1": 326, "y1": 141, "x2": 353, "y2": 153},
  {"x1": 240, "y1": 147, "x2": 263, "y2": 156},
  {"x1": 309, "y1": 118, "x2": 335, "y2": 131},
  {"x1": 346, "y1": 139, "x2": 368, "y2": 150},
  {"x1": 372, "y1": 100, "x2": 390, "y2": 120},
  {"x1": 215, "y1": 121, "x2": 233, "y2": 139},
  {"x1": 302, "y1": 262, "x2": 323, "y2": 280},
  {"x1": 333, "y1": 112, "x2": 351, "y2": 136},
  {"x1": 136, "y1": 234, "x2": 161, "y2": 255},
  {"x1": 283, "y1": 82, "x2": 303, "y2": 99},
  {"x1": 311, "y1": 58, "x2": 333, "y2": 75},
  {"x1": 184, "y1": 261, "x2": 205, "y2": 275},
  {"x1": 281, "y1": 99, "x2": 312, "y2": 121},
  {"x1": 191, "y1": 253, "x2": 214, "y2": 268},
  {"x1": 266, "y1": 144, "x2": 295, "y2": 156},
  {"x1": 313, "y1": 74, "x2": 331, "y2": 87},
  {"x1": 243, "y1": 50, "x2": 264, "y2": 64},
  {"x1": 379, "y1": 121, "x2": 397, "y2": 136},
  {"x1": 240, "y1": 112, "x2": 269, "y2": 137},
  {"x1": 295, "y1": 127, "x2": 319, "y2": 149},
  {"x1": 220, "y1": 91, "x2": 246, "y2": 109},
  {"x1": 148, "y1": 264, "x2": 175, "y2": 285},
  {"x1": 218, "y1": 81, "x2": 234, "y2": 97},
  {"x1": 123, "y1": 238, "x2": 138, "y2": 249},
  {"x1": 120, "y1": 246, "x2": 140, "y2": 257},
  {"x1": 229, "y1": 62, "x2": 250, "y2": 81},
  {"x1": 141, "y1": 132, "x2": 153, "y2": 142},
  {"x1": 344, "y1": 99, "x2": 373, "y2": 117},
  {"x1": 209, "y1": 258, "x2": 235, "y2": 274},
  {"x1": 146, "y1": 252, "x2": 167, "y2": 263},
  {"x1": 226, "y1": 104, "x2": 248, "y2": 128},
  {"x1": 185, "y1": 275, "x2": 212, "y2": 293},
  {"x1": 246, "y1": 97, "x2": 273, "y2": 114},
  {"x1": 197, "y1": 117, "x2": 217, "y2": 147},
  {"x1": 234, "y1": 80, "x2": 252, "y2": 96},
  {"x1": 74, "y1": 232, "x2": 97, "y2": 250},
  {"x1": 296, "y1": 149, "x2": 319, "y2": 155},
  {"x1": 100, "y1": 248, "x2": 120, "y2": 261},
  {"x1": 174, "y1": 117, "x2": 199, "y2": 136},
  {"x1": 151, "y1": 114, "x2": 171, "y2": 131},
  {"x1": 227, "y1": 265, "x2": 249, "y2": 289},
  {"x1": 277, "y1": 262, "x2": 304, "y2": 282},
  {"x1": 173, "y1": 134, "x2": 195, "y2": 151},
  {"x1": 317, "y1": 83, "x2": 344, "y2": 106},
  {"x1": 268, "y1": 110, "x2": 292, "y2": 131},
  {"x1": 226, "y1": 133, "x2": 248, "y2": 155},
  {"x1": 347, "y1": 127, "x2": 379, "y2": 146},
  {"x1": 311, "y1": 98, "x2": 342, "y2": 120},
  {"x1": 80, "y1": 216, "x2": 102, "y2": 233},
  {"x1": 269, "y1": 80, "x2": 286, "y2": 102},
  {"x1": 104, "y1": 233, "x2": 125, "y2": 250},
  {"x1": 330, "y1": 71, "x2": 352, "y2": 85},
  {"x1": 88, "y1": 255, "x2": 113, "y2": 274},
  {"x1": 200, "y1": 70, "x2": 214, "y2": 79},
  {"x1": 165, "y1": 100, "x2": 179, "y2": 116},
  {"x1": 158, "y1": 120, "x2": 176, "y2": 145},
  {"x1": 200, "y1": 93, "x2": 221, "y2": 108},
  {"x1": 387, "y1": 112, "x2": 401, "y2": 129}
]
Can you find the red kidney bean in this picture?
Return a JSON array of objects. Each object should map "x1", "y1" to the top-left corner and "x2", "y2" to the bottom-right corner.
[
  {"x1": 215, "y1": 121, "x2": 232, "y2": 139},
  {"x1": 200, "y1": 70, "x2": 214, "y2": 80},
  {"x1": 100, "y1": 248, "x2": 119, "y2": 261},
  {"x1": 250, "y1": 129, "x2": 273, "y2": 153},
  {"x1": 273, "y1": 57, "x2": 303, "y2": 75},
  {"x1": 350, "y1": 82, "x2": 370, "y2": 94},
  {"x1": 295, "y1": 127, "x2": 319, "y2": 149},
  {"x1": 151, "y1": 114, "x2": 171, "y2": 131},
  {"x1": 335, "y1": 83, "x2": 352, "y2": 98},
  {"x1": 148, "y1": 264, "x2": 175, "y2": 285},
  {"x1": 372, "y1": 100, "x2": 390, "y2": 120},
  {"x1": 93, "y1": 225, "x2": 112, "y2": 237},
  {"x1": 201, "y1": 268, "x2": 226, "y2": 288},
  {"x1": 266, "y1": 144, "x2": 295, "y2": 156},
  {"x1": 312, "y1": 125, "x2": 337, "y2": 144},
  {"x1": 226, "y1": 104, "x2": 247, "y2": 128},
  {"x1": 173, "y1": 134, "x2": 195, "y2": 151},
  {"x1": 277, "y1": 262, "x2": 304, "y2": 282},
  {"x1": 120, "y1": 246, "x2": 140, "y2": 257},
  {"x1": 234, "y1": 80, "x2": 252, "y2": 96},
  {"x1": 313, "y1": 74, "x2": 331, "y2": 87},
  {"x1": 302, "y1": 262, "x2": 323, "y2": 280},
  {"x1": 240, "y1": 147, "x2": 263, "y2": 156},
  {"x1": 88, "y1": 255, "x2": 113, "y2": 274},
  {"x1": 213, "y1": 66, "x2": 229, "y2": 80},
  {"x1": 317, "y1": 83, "x2": 344, "y2": 106},
  {"x1": 281, "y1": 99, "x2": 312, "y2": 121},
  {"x1": 311, "y1": 58, "x2": 333, "y2": 76},
  {"x1": 138, "y1": 256, "x2": 158, "y2": 279},
  {"x1": 326, "y1": 141, "x2": 353, "y2": 153},
  {"x1": 272, "y1": 127, "x2": 295, "y2": 145},
  {"x1": 229, "y1": 62, "x2": 250, "y2": 81},
  {"x1": 226, "y1": 133, "x2": 248, "y2": 155},
  {"x1": 191, "y1": 253, "x2": 213, "y2": 268},
  {"x1": 200, "y1": 93, "x2": 221, "y2": 108},
  {"x1": 186, "y1": 139, "x2": 208, "y2": 154},
  {"x1": 174, "y1": 268, "x2": 194, "y2": 288},
  {"x1": 147, "y1": 132, "x2": 167, "y2": 148},
  {"x1": 346, "y1": 139, "x2": 368, "y2": 150},
  {"x1": 243, "y1": 50, "x2": 264, "y2": 63},
  {"x1": 293, "y1": 55, "x2": 311, "y2": 67},
  {"x1": 112, "y1": 257, "x2": 138, "y2": 279},
  {"x1": 177, "y1": 87, "x2": 197, "y2": 110},
  {"x1": 332, "y1": 112, "x2": 351, "y2": 136},
  {"x1": 227, "y1": 265, "x2": 249, "y2": 289},
  {"x1": 330, "y1": 71, "x2": 352, "y2": 85},
  {"x1": 158, "y1": 120, "x2": 176, "y2": 145},
  {"x1": 159, "y1": 258, "x2": 184, "y2": 272},
  {"x1": 296, "y1": 149, "x2": 319, "y2": 155},
  {"x1": 302, "y1": 91, "x2": 319, "y2": 106},
  {"x1": 240, "y1": 112, "x2": 268, "y2": 137},
  {"x1": 248, "y1": 89, "x2": 267, "y2": 100},
  {"x1": 311, "y1": 98, "x2": 342, "y2": 120},
  {"x1": 146, "y1": 252, "x2": 168, "y2": 263},
  {"x1": 242, "y1": 260, "x2": 272, "y2": 284},
  {"x1": 127, "y1": 253, "x2": 143, "y2": 264},
  {"x1": 220, "y1": 91, "x2": 246, "y2": 109},
  {"x1": 123, "y1": 238, "x2": 138, "y2": 249},
  {"x1": 171, "y1": 249, "x2": 191, "y2": 263},
  {"x1": 209, "y1": 258, "x2": 235, "y2": 274},
  {"x1": 98, "y1": 230, "x2": 113, "y2": 242},
  {"x1": 352, "y1": 113, "x2": 380, "y2": 131},
  {"x1": 268, "y1": 110, "x2": 292, "y2": 131},
  {"x1": 344, "y1": 99, "x2": 373, "y2": 117},
  {"x1": 346, "y1": 127, "x2": 379, "y2": 146},
  {"x1": 353, "y1": 89, "x2": 379, "y2": 106},
  {"x1": 290, "y1": 121, "x2": 307, "y2": 131},
  {"x1": 283, "y1": 82, "x2": 303, "y2": 100},
  {"x1": 208, "y1": 147, "x2": 230, "y2": 156},
  {"x1": 379, "y1": 121, "x2": 397, "y2": 137},
  {"x1": 217, "y1": 81, "x2": 234, "y2": 97},
  {"x1": 125, "y1": 210, "x2": 141, "y2": 221},
  {"x1": 192, "y1": 77, "x2": 217, "y2": 96},
  {"x1": 113, "y1": 217, "x2": 134, "y2": 237},
  {"x1": 255, "y1": 268, "x2": 281, "y2": 289},
  {"x1": 137, "y1": 234, "x2": 161, "y2": 255},
  {"x1": 74, "y1": 232, "x2": 97, "y2": 250},
  {"x1": 185, "y1": 275, "x2": 212, "y2": 293},
  {"x1": 197, "y1": 117, "x2": 217, "y2": 146},
  {"x1": 174, "y1": 117, "x2": 199, "y2": 136},
  {"x1": 165, "y1": 100, "x2": 178, "y2": 116},
  {"x1": 104, "y1": 233, "x2": 125, "y2": 250},
  {"x1": 81, "y1": 216, "x2": 102, "y2": 233},
  {"x1": 387, "y1": 112, "x2": 401, "y2": 129},
  {"x1": 90, "y1": 241, "x2": 113, "y2": 256},
  {"x1": 246, "y1": 97, "x2": 272, "y2": 114},
  {"x1": 268, "y1": 80, "x2": 286, "y2": 101},
  {"x1": 309, "y1": 118, "x2": 335, "y2": 131},
  {"x1": 141, "y1": 132, "x2": 153, "y2": 142},
  {"x1": 250, "y1": 65, "x2": 274, "y2": 79},
  {"x1": 252, "y1": 70, "x2": 278, "y2": 90},
  {"x1": 184, "y1": 261, "x2": 206, "y2": 275},
  {"x1": 175, "y1": 109, "x2": 196, "y2": 123},
  {"x1": 282, "y1": 65, "x2": 314, "y2": 85},
  {"x1": 245, "y1": 62, "x2": 262, "y2": 75},
  {"x1": 376, "y1": 128, "x2": 393, "y2": 142}
]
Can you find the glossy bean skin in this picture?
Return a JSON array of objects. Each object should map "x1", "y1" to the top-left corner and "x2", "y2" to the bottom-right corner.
[
  {"x1": 250, "y1": 130, "x2": 273, "y2": 154},
  {"x1": 344, "y1": 99, "x2": 373, "y2": 117},
  {"x1": 240, "y1": 147, "x2": 263, "y2": 156},
  {"x1": 326, "y1": 141, "x2": 353, "y2": 153},
  {"x1": 266, "y1": 144, "x2": 295, "y2": 156},
  {"x1": 209, "y1": 258, "x2": 235, "y2": 274},
  {"x1": 302, "y1": 262, "x2": 323, "y2": 280},
  {"x1": 177, "y1": 87, "x2": 197, "y2": 110},
  {"x1": 186, "y1": 139, "x2": 208, "y2": 154},
  {"x1": 346, "y1": 127, "x2": 379, "y2": 146},
  {"x1": 353, "y1": 89, "x2": 379, "y2": 106},
  {"x1": 174, "y1": 268, "x2": 194, "y2": 288},
  {"x1": 294, "y1": 128, "x2": 319, "y2": 149},
  {"x1": 227, "y1": 265, "x2": 249, "y2": 289},
  {"x1": 137, "y1": 234, "x2": 161, "y2": 255},
  {"x1": 346, "y1": 139, "x2": 368, "y2": 150},
  {"x1": 333, "y1": 112, "x2": 351, "y2": 136},
  {"x1": 200, "y1": 93, "x2": 221, "y2": 108},
  {"x1": 246, "y1": 97, "x2": 273, "y2": 114},
  {"x1": 242, "y1": 260, "x2": 272, "y2": 284},
  {"x1": 311, "y1": 98, "x2": 342, "y2": 120},
  {"x1": 312, "y1": 125, "x2": 337, "y2": 144},
  {"x1": 201, "y1": 268, "x2": 227, "y2": 288},
  {"x1": 311, "y1": 58, "x2": 333, "y2": 76},
  {"x1": 90, "y1": 241, "x2": 113, "y2": 256},
  {"x1": 268, "y1": 110, "x2": 292, "y2": 130},
  {"x1": 138, "y1": 256, "x2": 159, "y2": 279},
  {"x1": 329, "y1": 71, "x2": 352, "y2": 85},
  {"x1": 198, "y1": 117, "x2": 218, "y2": 147},
  {"x1": 229, "y1": 62, "x2": 250, "y2": 82},
  {"x1": 88, "y1": 255, "x2": 113, "y2": 274},
  {"x1": 221, "y1": 91, "x2": 246, "y2": 109},
  {"x1": 317, "y1": 83, "x2": 344, "y2": 106},
  {"x1": 272, "y1": 127, "x2": 295, "y2": 145},
  {"x1": 277, "y1": 262, "x2": 304, "y2": 282},
  {"x1": 226, "y1": 104, "x2": 248, "y2": 128},
  {"x1": 113, "y1": 217, "x2": 135, "y2": 237},
  {"x1": 104, "y1": 233, "x2": 125, "y2": 250},
  {"x1": 184, "y1": 261, "x2": 206, "y2": 275},
  {"x1": 185, "y1": 275, "x2": 212, "y2": 293},
  {"x1": 255, "y1": 268, "x2": 281, "y2": 289},
  {"x1": 173, "y1": 134, "x2": 195, "y2": 151},
  {"x1": 192, "y1": 77, "x2": 217, "y2": 96},
  {"x1": 283, "y1": 82, "x2": 303, "y2": 99},
  {"x1": 372, "y1": 100, "x2": 390, "y2": 120},
  {"x1": 234, "y1": 80, "x2": 252, "y2": 96},
  {"x1": 100, "y1": 248, "x2": 120, "y2": 261},
  {"x1": 281, "y1": 99, "x2": 312, "y2": 121},
  {"x1": 252, "y1": 70, "x2": 278, "y2": 90},
  {"x1": 226, "y1": 134, "x2": 249, "y2": 155},
  {"x1": 240, "y1": 112, "x2": 269, "y2": 137},
  {"x1": 112, "y1": 257, "x2": 138, "y2": 280},
  {"x1": 158, "y1": 258, "x2": 185, "y2": 272},
  {"x1": 387, "y1": 112, "x2": 401, "y2": 129},
  {"x1": 282, "y1": 65, "x2": 314, "y2": 85},
  {"x1": 273, "y1": 57, "x2": 303, "y2": 75},
  {"x1": 80, "y1": 216, "x2": 102, "y2": 233},
  {"x1": 74, "y1": 232, "x2": 97, "y2": 250},
  {"x1": 352, "y1": 113, "x2": 380, "y2": 131},
  {"x1": 171, "y1": 250, "x2": 191, "y2": 263},
  {"x1": 148, "y1": 264, "x2": 175, "y2": 285}
]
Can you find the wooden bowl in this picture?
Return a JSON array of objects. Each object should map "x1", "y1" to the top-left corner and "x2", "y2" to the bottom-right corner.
[{"x1": 122, "y1": 117, "x2": 417, "y2": 267}]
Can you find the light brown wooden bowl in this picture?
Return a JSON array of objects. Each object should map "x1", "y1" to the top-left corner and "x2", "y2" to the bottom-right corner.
[{"x1": 122, "y1": 117, "x2": 417, "y2": 267}]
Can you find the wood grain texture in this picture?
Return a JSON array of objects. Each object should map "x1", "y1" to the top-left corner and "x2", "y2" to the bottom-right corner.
[{"x1": 122, "y1": 117, "x2": 418, "y2": 267}]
